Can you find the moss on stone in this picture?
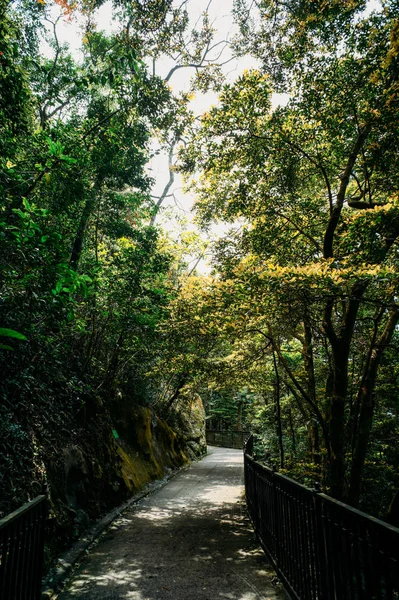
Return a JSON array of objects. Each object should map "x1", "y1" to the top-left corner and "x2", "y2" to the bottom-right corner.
[
  {"x1": 114, "y1": 405, "x2": 189, "y2": 495},
  {"x1": 117, "y1": 446, "x2": 153, "y2": 492}
]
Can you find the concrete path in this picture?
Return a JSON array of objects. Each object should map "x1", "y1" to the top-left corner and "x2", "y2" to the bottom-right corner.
[{"x1": 58, "y1": 446, "x2": 284, "y2": 600}]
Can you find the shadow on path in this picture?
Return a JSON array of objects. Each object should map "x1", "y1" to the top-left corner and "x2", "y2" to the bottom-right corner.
[{"x1": 58, "y1": 447, "x2": 283, "y2": 600}]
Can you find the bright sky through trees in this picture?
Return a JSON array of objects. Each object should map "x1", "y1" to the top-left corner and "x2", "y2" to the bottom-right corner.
[
  {"x1": 38, "y1": 0, "x2": 382, "y2": 275},
  {"x1": 39, "y1": 0, "x2": 275, "y2": 271}
]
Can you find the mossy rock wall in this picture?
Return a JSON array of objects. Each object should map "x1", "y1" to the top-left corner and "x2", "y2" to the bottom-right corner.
[
  {"x1": 113, "y1": 404, "x2": 188, "y2": 493},
  {"x1": 39, "y1": 412, "x2": 129, "y2": 559},
  {"x1": 50, "y1": 403, "x2": 188, "y2": 540},
  {"x1": 2, "y1": 398, "x2": 190, "y2": 564}
]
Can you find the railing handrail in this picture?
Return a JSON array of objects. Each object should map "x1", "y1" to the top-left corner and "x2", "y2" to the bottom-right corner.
[
  {"x1": 244, "y1": 437, "x2": 399, "y2": 535},
  {"x1": 244, "y1": 434, "x2": 399, "y2": 599},
  {"x1": 317, "y1": 491, "x2": 399, "y2": 534},
  {"x1": 0, "y1": 495, "x2": 46, "y2": 530}
]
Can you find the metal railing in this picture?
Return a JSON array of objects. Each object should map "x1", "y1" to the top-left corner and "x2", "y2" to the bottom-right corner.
[
  {"x1": 244, "y1": 435, "x2": 399, "y2": 600},
  {"x1": 0, "y1": 495, "x2": 47, "y2": 600},
  {"x1": 206, "y1": 429, "x2": 250, "y2": 449}
]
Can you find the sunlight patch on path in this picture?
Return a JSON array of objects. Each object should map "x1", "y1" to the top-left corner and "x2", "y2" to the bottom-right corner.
[{"x1": 58, "y1": 447, "x2": 283, "y2": 600}]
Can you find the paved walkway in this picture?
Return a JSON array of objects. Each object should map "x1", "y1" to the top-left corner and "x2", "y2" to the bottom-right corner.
[{"x1": 58, "y1": 446, "x2": 283, "y2": 600}]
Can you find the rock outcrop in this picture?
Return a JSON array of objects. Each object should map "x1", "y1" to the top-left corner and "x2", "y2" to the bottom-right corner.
[
  {"x1": 44, "y1": 399, "x2": 193, "y2": 559},
  {"x1": 113, "y1": 404, "x2": 188, "y2": 492},
  {"x1": 168, "y1": 393, "x2": 207, "y2": 460}
]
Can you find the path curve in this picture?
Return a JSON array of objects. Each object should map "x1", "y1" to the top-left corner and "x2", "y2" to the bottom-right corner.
[{"x1": 58, "y1": 446, "x2": 283, "y2": 600}]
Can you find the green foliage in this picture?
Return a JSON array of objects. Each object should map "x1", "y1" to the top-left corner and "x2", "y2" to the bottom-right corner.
[
  {"x1": 3, "y1": 0, "x2": 398, "y2": 532},
  {"x1": 177, "y1": 0, "x2": 399, "y2": 516},
  {"x1": 0, "y1": 327, "x2": 27, "y2": 350},
  {"x1": 0, "y1": 328, "x2": 27, "y2": 340},
  {"x1": 0, "y1": 0, "x2": 216, "y2": 527}
]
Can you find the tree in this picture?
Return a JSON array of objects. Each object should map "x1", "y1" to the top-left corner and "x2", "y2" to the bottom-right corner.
[
  {"x1": 180, "y1": 0, "x2": 399, "y2": 505},
  {"x1": 0, "y1": 0, "x2": 216, "y2": 522}
]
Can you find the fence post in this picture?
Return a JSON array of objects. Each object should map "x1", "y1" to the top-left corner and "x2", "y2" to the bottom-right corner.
[
  {"x1": 253, "y1": 462, "x2": 259, "y2": 533},
  {"x1": 246, "y1": 434, "x2": 253, "y2": 456},
  {"x1": 313, "y1": 486, "x2": 330, "y2": 600}
]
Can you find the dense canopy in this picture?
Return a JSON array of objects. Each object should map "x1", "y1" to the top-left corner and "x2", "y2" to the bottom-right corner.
[{"x1": 1, "y1": 0, "x2": 399, "y2": 533}]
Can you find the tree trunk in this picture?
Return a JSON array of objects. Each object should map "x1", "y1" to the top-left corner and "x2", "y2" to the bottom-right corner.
[
  {"x1": 307, "y1": 420, "x2": 320, "y2": 465},
  {"x1": 288, "y1": 407, "x2": 297, "y2": 456},
  {"x1": 323, "y1": 281, "x2": 367, "y2": 499},
  {"x1": 273, "y1": 350, "x2": 284, "y2": 469},
  {"x1": 70, "y1": 197, "x2": 95, "y2": 270},
  {"x1": 349, "y1": 310, "x2": 382, "y2": 454},
  {"x1": 303, "y1": 316, "x2": 317, "y2": 402},
  {"x1": 329, "y1": 347, "x2": 349, "y2": 499},
  {"x1": 348, "y1": 308, "x2": 399, "y2": 505},
  {"x1": 269, "y1": 329, "x2": 331, "y2": 460},
  {"x1": 323, "y1": 124, "x2": 372, "y2": 259},
  {"x1": 236, "y1": 399, "x2": 243, "y2": 431},
  {"x1": 303, "y1": 317, "x2": 320, "y2": 464}
]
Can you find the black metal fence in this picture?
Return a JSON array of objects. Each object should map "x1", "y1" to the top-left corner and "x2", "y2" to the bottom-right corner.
[
  {"x1": 244, "y1": 436, "x2": 399, "y2": 600},
  {"x1": 206, "y1": 429, "x2": 250, "y2": 449},
  {"x1": 0, "y1": 495, "x2": 47, "y2": 600}
]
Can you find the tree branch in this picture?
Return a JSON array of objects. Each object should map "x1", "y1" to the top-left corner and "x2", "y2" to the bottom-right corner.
[
  {"x1": 267, "y1": 327, "x2": 331, "y2": 457},
  {"x1": 323, "y1": 124, "x2": 372, "y2": 258},
  {"x1": 150, "y1": 143, "x2": 176, "y2": 226}
]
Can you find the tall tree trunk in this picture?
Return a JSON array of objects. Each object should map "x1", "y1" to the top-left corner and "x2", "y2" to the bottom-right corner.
[
  {"x1": 348, "y1": 308, "x2": 399, "y2": 505},
  {"x1": 350, "y1": 308, "x2": 383, "y2": 453},
  {"x1": 70, "y1": 197, "x2": 95, "y2": 270},
  {"x1": 268, "y1": 328, "x2": 331, "y2": 460},
  {"x1": 329, "y1": 346, "x2": 349, "y2": 499},
  {"x1": 323, "y1": 281, "x2": 367, "y2": 499},
  {"x1": 288, "y1": 407, "x2": 297, "y2": 456},
  {"x1": 303, "y1": 316, "x2": 320, "y2": 464},
  {"x1": 303, "y1": 316, "x2": 317, "y2": 402},
  {"x1": 236, "y1": 399, "x2": 243, "y2": 431},
  {"x1": 307, "y1": 421, "x2": 320, "y2": 464},
  {"x1": 273, "y1": 350, "x2": 284, "y2": 469}
]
